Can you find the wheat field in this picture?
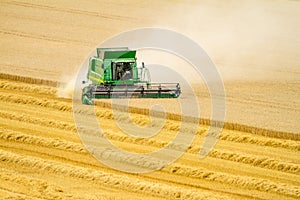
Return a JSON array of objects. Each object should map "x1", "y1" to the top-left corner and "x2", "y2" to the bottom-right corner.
[{"x1": 1, "y1": 0, "x2": 300, "y2": 199}]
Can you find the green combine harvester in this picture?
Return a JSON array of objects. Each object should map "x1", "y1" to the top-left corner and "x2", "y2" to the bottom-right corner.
[{"x1": 81, "y1": 47, "x2": 181, "y2": 105}]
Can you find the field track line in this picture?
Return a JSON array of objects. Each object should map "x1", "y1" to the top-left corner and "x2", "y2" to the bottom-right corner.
[
  {"x1": 1, "y1": 149, "x2": 299, "y2": 198},
  {"x1": 1, "y1": 117, "x2": 299, "y2": 175},
  {"x1": 1, "y1": 89, "x2": 299, "y2": 150},
  {"x1": 1, "y1": 73, "x2": 299, "y2": 140},
  {"x1": 3, "y1": 0, "x2": 136, "y2": 21},
  {"x1": 0, "y1": 73, "x2": 60, "y2": 87},
  {"x1": 0, "y1": 149, "x2": 228, "y2": 200},
  {"x1": 0, "y1": 29, "x2": 92, "y2": 46},
  {"x1": 1, "y1": 82, "x2": 299, "y2": 142},
  {"x1": 0, "y1": 168, "x2": 118, "y2": 200}
]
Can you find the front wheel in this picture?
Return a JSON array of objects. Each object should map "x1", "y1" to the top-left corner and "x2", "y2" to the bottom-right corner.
[{"x1": 82, "y1": 86, "x2": 93, "y2": 105}]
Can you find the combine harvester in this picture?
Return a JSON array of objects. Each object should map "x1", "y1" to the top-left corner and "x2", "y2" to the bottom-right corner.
[{"x1": 82, "y1": 47, "x2": 181, "y2": 105}]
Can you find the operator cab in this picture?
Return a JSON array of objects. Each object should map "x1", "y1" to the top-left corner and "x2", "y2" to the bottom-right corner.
[{"x1": 112, "y1": 62, "x2": 134, "y2": 81}]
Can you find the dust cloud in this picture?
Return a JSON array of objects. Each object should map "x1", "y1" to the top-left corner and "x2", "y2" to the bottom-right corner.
[
  {"x1": 56, "y1": 75, "x2": 76, "y2": 99},
  {"x1": 156, "y1": 0, "x2": 300, "y2": 82}
]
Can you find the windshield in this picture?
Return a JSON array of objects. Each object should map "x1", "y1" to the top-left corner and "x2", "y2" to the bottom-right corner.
[{"x1": 114, "y1": 62, "x2": 134, "y2": 80}]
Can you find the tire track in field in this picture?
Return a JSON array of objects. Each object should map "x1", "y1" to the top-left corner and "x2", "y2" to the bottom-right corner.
[
  {"x1": 4, "y1": 1, "x2": 136, "y2": 21},
  {"x1": 0, "y1": 149, "x2": 228, "y2": 200},
  {"x1": 225, "y1": 94, "x2": 300, "y2": 112},
  {"x1": 0, "y1": 29, "x2": 92, "y2": 47}
]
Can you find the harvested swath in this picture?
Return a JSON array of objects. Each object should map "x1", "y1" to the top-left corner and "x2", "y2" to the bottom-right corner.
[
  {"x1": 1, "y1": 126, "x2": 298, "y2": 198},
  {"x1": 2, "y1": 130, "x2": 300, "y2": 199},
  {"x1": 0, "y1": 110, "x2": 75, "y2": 131},
  {"x1": 0, "y1": 126, "x2": 166, "y2": 171},
  {"x1": 166, "y1": 164, "x2": 300, "y2": 198},
  {"x1": 219, "y1": 132, "x2": 300, "y2": 151},
  {"x1": 87, "y1": 145, "x2": 168, "y2": 170},
  {"x1": 1, "y1": 76, "x2": 298, "y2": 140},
  {"x1": 1, "y1": 96, "x2": 299, "y2": 152},
  {"x1": 79, "y1": 127, "x2": 300, "y2": 174},
  {"x1": 0, "y1": 79, "x2": 57, "y2": 95},
  {"x1": 1, "y1": 140, "x2": 299, "y2": 199},
  {"x1": 1, "y1": 79, "x2": 299, "y2": 176},
  {"x1": 0, "y1": 127, "x2": 85, "y2": 153},
  {"x1": 0, "y1": 92, "x2": 71, "y2": 111},
  {"x1": 0, "y1": 150, "x2": 229, "y2": 200},
  {"x1": 0, "y1": 73, "x2": 60, "y2": 87},
  {"x1": 207, "y1": 149, "x2": 300, "y2": 174},
  {"x1": 1, "y1": 77, "x2": 299, "y2": 199},
  {"x1": 2, "y1": 111, "x2": 298, "y2": 175}
]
